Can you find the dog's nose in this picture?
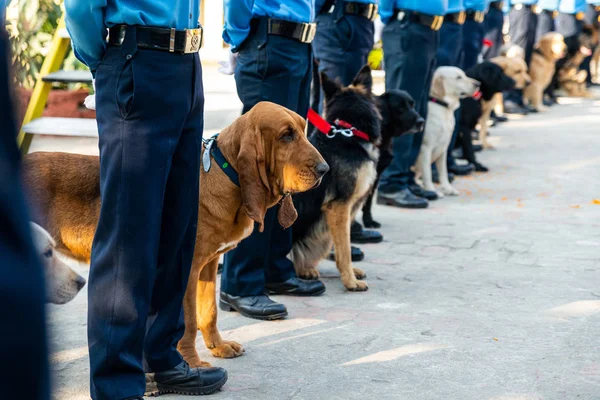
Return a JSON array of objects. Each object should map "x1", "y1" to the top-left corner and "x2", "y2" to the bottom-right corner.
[
  {"x1": 474, "y1": 81, "x2": 481, "y2": 88},
  {"x1": 75, "y1": 275, "x2": 87, "y2": 291},
  {"x1": 525, "y1": 79, "x2": 532, "y2": 85},
  {"x1": 314, "y1": 162, "x2": 330, "y2": 177},
  {"x1": 415, "y1": 117, "x2": 425, "y2": 132}
]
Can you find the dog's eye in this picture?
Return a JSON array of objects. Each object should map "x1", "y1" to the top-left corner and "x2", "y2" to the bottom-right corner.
[
  {"x1": 280, "y1": 129, "x2": 295, "y2": 143},
  {"x1": 43, "y1": 248, "x2": 53, "y2": 258},
  {"x1": 456, "y1": 76, "x2": 462, "y2": 80}
]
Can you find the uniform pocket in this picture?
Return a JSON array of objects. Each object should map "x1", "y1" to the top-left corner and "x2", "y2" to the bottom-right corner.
[
  {"x1": 336, "y1": 16, "x2": 355, "y2": 51},
  {"x1": 115, "y1": 58, "x2": 136, "y2": 119}
]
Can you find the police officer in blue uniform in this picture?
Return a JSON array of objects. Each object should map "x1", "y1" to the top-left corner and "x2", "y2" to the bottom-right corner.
[
  {"x1": 556, "y1": 0, "x2": 588, "y2": 48},
  {"x1": 377, "y1": 0, "x2": 448, "y2": 209},
  {"x1": 64, "y1": 0, "x2": 228, "y2": 397},
  {"x1": 504, "y1": 0, "x2": 539, "y2": 114},
  {"x1": 581, "y1": 0, "x2": 600, "y2": 85},
  {"x1": 484, "y1": 0, "x2": 506, "y2": 59},
  {"x1": 311, "y1": 0, "x2": 383, "y2": 246},
  {"x1": 220, "y1": 0, "x2": 326, "y2": 322},
  {"x1": 536, "y1": 0, "x2": 560, "y2": 41},
  {"x1": 1, "y1": 2, "x2": 50, "y2": 399},
  {"x1": 463, "y1": 0, "x2": 488, "y2": 68}
]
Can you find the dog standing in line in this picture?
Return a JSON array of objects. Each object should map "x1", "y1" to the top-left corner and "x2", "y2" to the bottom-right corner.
[
  {"x1": 523, "y1": 32, "x2": 567, "y2": 111},
  {"x1": 414, "y1": 67, "x2": 480, "y2": 198},
  {"x1": 291, "y1": 66, "x2": 381, "y2": 292}
]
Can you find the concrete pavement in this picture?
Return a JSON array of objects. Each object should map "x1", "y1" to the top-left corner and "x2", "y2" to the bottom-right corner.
[{"x1": 43, "y1": 79, "x2": 600, "y2": 400}]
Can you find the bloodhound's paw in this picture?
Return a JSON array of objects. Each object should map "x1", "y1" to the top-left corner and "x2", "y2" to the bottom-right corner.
[
  {"x1": 345, "y1": 279, "x2": 369, "y2": 292},
  {"x1": 298, "y1": 267, "x2": 320, "y2": 280},
  {"x1": 210, "y1": 341, "x2": 245, "y2": 358},
  {"x1": 353, "y1": 267, "x2": 367, "y2": 280}
]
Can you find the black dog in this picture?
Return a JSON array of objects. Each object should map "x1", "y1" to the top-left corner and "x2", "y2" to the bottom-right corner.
[
  {"x1": 458, "y1": 62, "x2": 516, "y2": 172},
  {"x1": 361, "y1": 90, "x2": 424, "y2": 228},
  {"x1": 290, "y1": 65, "x2": 382, "y2": 291}
]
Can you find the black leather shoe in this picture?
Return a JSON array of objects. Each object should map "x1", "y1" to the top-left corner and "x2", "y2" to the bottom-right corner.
[
  {"x1": 525, "y1": 104, "x2": 538, "y2": 113},
  {"x1": 327, "y1": 246, "x2": 365, "y2": 262},
  {"x1": 491, "y1": 111, "x2": 508, "y2": 123},
  {"x1": 474, "y1": 162, "x2": 489, "y2": 172},
  {"x1": 503, "y1": 100, "x2": 528, "y2": 115},
  {"x1": 377, "y1": 188, "x2": 428, "y2": 209},
  {"x1": 409, "y1": 184, "x2": 438, "y2": 201},
  {"x1": 265, "y1": 277, "x2": 326, "y2": 296},
  {"x1": 150, "y1": 360, "x2": 227, "y2": 396},
  {"x1": 448, "y1": 163, "x2": 474, "y2": 176},
  {"x1": 350, "y1": 221, "x2": 383, "y2": 244},
  {"x1": 219, "y1": 293, "x2": 288, "y2": 320},
  {"x1": 472, "y1": 144, "x2": 483, "y2": 152}
]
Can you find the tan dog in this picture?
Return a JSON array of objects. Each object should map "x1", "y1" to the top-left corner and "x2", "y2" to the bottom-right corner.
[
  {"x1": 478, "y1": 56, "x2": 531, "y2": 149},
  {"x1": 558, "y1": 24, "x2": 599, "y2": 97},
  {"x1": 523, "y1": 32, "x2": 567, "y2": 111},
  {"x1": 30, "y1": 222, "x2": 86, "y2": 304},
  {"x1": 23, "y1": 102, "x2": 328, "y2": 368}
]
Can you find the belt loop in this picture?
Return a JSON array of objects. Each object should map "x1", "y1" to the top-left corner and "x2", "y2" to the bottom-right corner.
[{"x1": 120, "y1": 25, "x2": 138, "y2": 59}]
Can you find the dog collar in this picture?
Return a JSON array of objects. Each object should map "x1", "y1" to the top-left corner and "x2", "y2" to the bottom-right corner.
[
  {"x1": 429, "y1": 96, "x2": 450, "y2": 108},
  {"x1": 472, "y1": 90, "x2": 482, "y2": 100},
  {"x1": 202, "y1": 134, "x2": 240, "y2": 187},
  {"x1": 307, "y1": 108, "x2": 370, "y2": 141}
]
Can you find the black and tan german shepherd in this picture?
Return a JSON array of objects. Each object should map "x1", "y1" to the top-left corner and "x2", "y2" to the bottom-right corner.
[{"x1": 291, "y1": 66, "x2": 422, "y2": 291}]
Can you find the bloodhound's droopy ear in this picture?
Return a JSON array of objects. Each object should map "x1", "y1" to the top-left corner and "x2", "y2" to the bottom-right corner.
[
  {"x1": 238, "y1": 124, "x2": 271, "y2": 232},
  {"x1": 321, "y1": 71, "x2": 343, "y2": 101},
  {"x1": 430, "y1": 73, "x2": 445, "y2": 99},
  {"x1": 351, "y1": 64, "x2": 373, "y2": 93},
  {"x1": 277, "y1": 194, "x2": 298, "y2": 229}
]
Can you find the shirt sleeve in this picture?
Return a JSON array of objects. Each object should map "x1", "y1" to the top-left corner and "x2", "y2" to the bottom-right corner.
[
  {"x1": 222, "y1": 0, "x2": 256, "y2": 51},
  {"x1": 379, "y1": 0, "x2": 395, "y2": 24},
  {"x1": 64, "y1": 0, "x2": 108, "y2": 72}
]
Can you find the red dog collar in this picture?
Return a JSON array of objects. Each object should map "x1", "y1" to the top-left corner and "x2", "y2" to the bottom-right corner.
[
  {"x1": 307, "y1": 108, "x2": 370, "y2": 141},
  {"x1": 472, "y1": 89, "x2": 482, "y2": 100}
]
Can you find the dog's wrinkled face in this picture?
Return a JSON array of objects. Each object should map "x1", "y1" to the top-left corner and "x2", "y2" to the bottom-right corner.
[
  {"x1": 236, "y1": 102, "x2": 328, "y2": 231},
  {"x1": 492, "y1": 56, "x2": 531, "y2": 89},
  {"x1": 30, "y1": 223, "x2": 86, "y2": 304},
  {"x1": 539, "y1": 32, "x2": 567, "y2": 60},
  {"x1": 579, "y1": 25, "x2": 599, "y2": 54},
  {"x1": 321, "y1": 65, "x2": 382, "y2": 146},
  {"x1": 466, "y1": 62, "x2": 516, "y2": 99},
  {"x1": 378, "y1": 89, "x2": 424, "y2": 136},
  {"x1": 431, "y1": 66, "x2": 480, "y2": 100}
]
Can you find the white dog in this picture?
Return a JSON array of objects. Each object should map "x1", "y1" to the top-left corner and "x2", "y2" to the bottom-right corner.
[
  {"x1": 30, "y1": 222, "x2": 86, "y2": 304},
  {"x1": 414, "y1": 66, "x2": 480, "y2": 198}
]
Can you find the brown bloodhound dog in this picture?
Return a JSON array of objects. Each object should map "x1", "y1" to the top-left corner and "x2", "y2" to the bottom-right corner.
[{"x1": 23, "y1": 101, "x2": 328, "y2": 368}]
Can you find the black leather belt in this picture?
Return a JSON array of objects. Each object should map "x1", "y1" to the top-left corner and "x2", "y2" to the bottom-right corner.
[
  {"x1": 107, "y1": 25, "x2": 203, "y2": 54},
  {"x1": 466, "y1": 10, "x2": 485, "y2": 23},
  {"x1": 393, "y1": 9, "x2": 444, "y2": 31},
  {"x1": 489, "y1": 1, "x2": 504, "y2": 11},
  {"x1": 262, "y1": 18, "x2": 316, "y2": 43},
  {"x1": 343, "y1": 2, "x2": 379, "y2": 21},
  {"x1": 444, "y1": 11, "x2": 466, "y2": 24}
]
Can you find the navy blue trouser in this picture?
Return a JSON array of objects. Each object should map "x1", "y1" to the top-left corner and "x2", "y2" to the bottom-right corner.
[
  {"x1": 0, "y1": 30, "x2": 50, "y2": 400},
  {"x1": 483, "y1": 6, "x2": 504, "y2": 60},
  {"x1": 312, "y1": 5, "x2": 374, "y2": 110},
  {"x1": 536, "y1": 11, "x2": 556, "y2": 42},
  {"x1": 89, "y1": 28, "x2": 203, "y2": 400},
  {"x1": 222, "y1": 18, "x2": 312, "y2": 296},
  {"x1": 379, "y1": 19, "x2": 439, "y2": 193},
  {"x1": 506, "y1": 6, "x2": 538, "y2": 104}
]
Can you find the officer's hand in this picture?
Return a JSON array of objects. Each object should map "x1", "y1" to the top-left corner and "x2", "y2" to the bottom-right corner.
[
  {"x1": 84, "y1": 78, "x2": 96, "y2": 110},
  {"x1": 218, "y1": 50, "x2": 238, "y2": 75}
]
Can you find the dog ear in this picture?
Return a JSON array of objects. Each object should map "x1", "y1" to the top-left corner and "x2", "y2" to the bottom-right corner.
[
  {"x1": 430, "y1": 74, "x2": 445, "y2": 98},
  {"x1": 277, "y1": 195, "x2": 298, "y2": 229},
  {"x1": 237, "y1": 124, "x2": 271, "y2": 232},
  {"x1": 321, "y1": 71, "x2": 342, "y2": 100},
  {"x1": 351, "y1": 64, "x2": 373, "y2": 92}
]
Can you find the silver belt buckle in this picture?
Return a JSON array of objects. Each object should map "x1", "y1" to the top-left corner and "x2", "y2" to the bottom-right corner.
[
  {"x1": 367, "y1": 4, "x2": 379, "y2": 21},
  {"x1": 184, "y1": 28, "x2": 203, "y2": 53},
  {"x1": 300, "y1": 23, "x2": 317, "y2": 43}
]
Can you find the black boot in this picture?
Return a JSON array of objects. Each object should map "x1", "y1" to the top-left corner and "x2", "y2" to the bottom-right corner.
[{"x1": 148, "y1": 361, "x2": 228, "y2": 396}]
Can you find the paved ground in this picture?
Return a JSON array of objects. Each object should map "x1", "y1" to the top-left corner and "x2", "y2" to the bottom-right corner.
[{"x1": 41, "y1": 74, "x2": 600, "y2": 400}]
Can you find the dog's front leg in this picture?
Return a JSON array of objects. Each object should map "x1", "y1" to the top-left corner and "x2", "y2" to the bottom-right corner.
[
  {"x1": 436, "y1": 151, "x2": 459, "y2": 196},
  {"x1": 416, "y1": 150, "x2": 437, "y2": 194},
  {"x1": 478, "y1": 106, "x2": 493, "y2": 149},
  {"x1": 326, "y1": 203, "x2": 368, "y2": 291},
  {"x1": 198, "y1": 257, "x2": 244, "y2": 359}
]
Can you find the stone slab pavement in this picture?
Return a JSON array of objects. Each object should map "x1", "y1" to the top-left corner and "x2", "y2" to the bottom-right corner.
[{"x1": 42, "y1": 81, "x2": 600, "y2": 400}]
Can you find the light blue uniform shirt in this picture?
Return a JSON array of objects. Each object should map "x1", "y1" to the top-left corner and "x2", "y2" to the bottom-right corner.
[
  {"x1": 379, "y1": 0, "x2": 448, "y2": 24},
  {"x1": 537, "y1": 0, "x2": 560, "y2": 10},
  {"x1": 64, "y1": 0, "x2": 201, "y2": 72},
  {"x1": 223, "y1": 0, "x2": 315, "y2": 51},
  {"x1": 315, "y1": 0, "x2": 377, "y2": 12},
  {"x1": 448, "y1": 0, "x2": 465, "y2": 13},
  {"x1": 1, "y1": 0, "x2": 10, "y2": 23},
  {"x1": 464, "y1": 0, "x2": 487, "y2": 11},
  {"x1": 586, "y1": 0, "x2": 600, "y2": 5},
  {"x1": 559, "y1": 0, "x2": 588, "y2": 12},
  {"x1": 507, "y1": 0, "x2": 538, "y2": 5}
]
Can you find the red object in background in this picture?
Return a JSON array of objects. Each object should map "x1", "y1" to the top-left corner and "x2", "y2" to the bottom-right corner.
[
  {"x1": 483, "y1": 38, "x2": 493, "y2": 48},
  {"x1": 16, "y1": 87, "x2": 96, "y2": 123}
]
